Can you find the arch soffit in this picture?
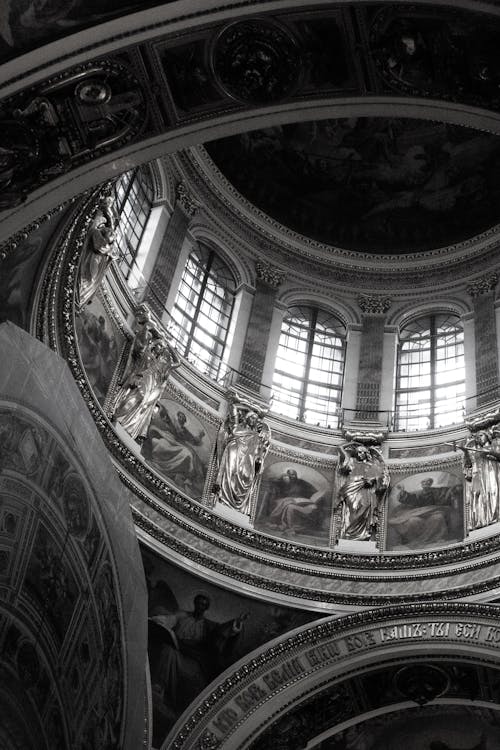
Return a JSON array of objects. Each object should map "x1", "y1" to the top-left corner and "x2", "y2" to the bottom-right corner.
[
  {"x1": 188, "y1": 223, "x2": 253, "y2": 288},
  {"x1": 388, "y1": 299, "x2": 472, "y2": 330},
  {"x1": 278, "y1": 289, "x2": 358, "y2": 328}
]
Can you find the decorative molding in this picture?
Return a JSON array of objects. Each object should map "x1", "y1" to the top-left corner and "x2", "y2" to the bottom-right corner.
[
  {"x1": 255, "y1": 260, "x2": 286, "y2": 288},
  {"x1": 466, "y1": 272, "x2": 499, "y2": 297},
  {"x1": 176, "y1": 181, "x2": 199, "y2": 217},
  {"x1": 465, "y1": 406, "x2": 500, "y2": 432},
  {"x1": 188, "y1": 147, "x2": 500, "y2": 274},
  {"x1": 267, "y1": 443, "x2": 336, "y2": 472},
  {"x1": 342, "y1": 429, "x2": 386, "y2": 446},
  {"x1": 0, "y1": 198, "x2": 79, "y2": 261},
  {"x1": 358, "y1": 294, "x2": 392, "y2": 314}
]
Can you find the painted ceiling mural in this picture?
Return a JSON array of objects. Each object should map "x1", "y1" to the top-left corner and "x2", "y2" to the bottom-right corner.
[{"x1": 205, "y1": 118, "x2": 500, "y2": 254}]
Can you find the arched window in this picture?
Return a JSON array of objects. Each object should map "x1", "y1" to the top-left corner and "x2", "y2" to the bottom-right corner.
[
  {"x1": 394, "y1": 312, "x2": 465, "y2": 431},
  {"x1": 271, "y1": 306, "x2": 346, "y2": 427},
  {"x1": 169, "y1": 245, "x2": 236, "y2": 380},
  {"x1": 113, "y1": 167, "x2": 154, "y2": 280}
]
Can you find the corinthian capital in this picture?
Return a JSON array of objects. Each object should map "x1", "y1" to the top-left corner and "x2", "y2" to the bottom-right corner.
[
  {"x1": 466, "y1": 272, "x2": 498, "y2": 298},
  {"x1": 255, "y1": 260, "x2": 285, "y2": 288},
  {"x1": 176, "y1": 182, "x2": 199, "y2": 217},
  {"x1": 358, "y1": 294, "x2": 392, "y2": 315}
]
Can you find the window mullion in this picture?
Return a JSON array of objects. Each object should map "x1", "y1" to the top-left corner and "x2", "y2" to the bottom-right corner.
[
  {"x1": 299, "y1": 309, "x2": 317, "y2": 421},
  {"x1": 184, "y1": 250, "x2": 213, "y2": 356},
  {"x1": 430, "y1": 316, "x2": 437, "y2": 429}
]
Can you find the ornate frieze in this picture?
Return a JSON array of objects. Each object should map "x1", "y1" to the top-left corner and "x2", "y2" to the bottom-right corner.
[
  {"x1": 0, "y1": 59, "x2": 148, "y2": 210},
  {"x1": 255, "y1": 260, "x2": 286, "y2": 288},
  {"x1": 466, "y1": 272, "x2": 499, "y2": 297},
  {"x1": 357, "y1": 294, "x2": 392, "y2": 314},
  {"x1": 212, "y1": 19, "x2": 301, "y2": 105},
  {"x1": 176, "y1": 181, "x2": 199, "y2": 217}
]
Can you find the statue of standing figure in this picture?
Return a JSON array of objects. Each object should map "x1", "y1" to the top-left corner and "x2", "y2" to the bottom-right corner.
[
  {"x1": 459, "y1": 429, "x2": 500, "y2": 530},
  {"x1": 121, "y1": 303, "x2": 156, "y2": 383},
  {"x1": 112, "y1": 334, "x2": 180, "y2": 442},
  {"x1": 79, "y1": 194, "x2": 119, "y2": 308},
  {"x1": 214, "y1": 391, "x2": 270, "y2": 515},
  {"x1": 335, "y1": 441, "x2": 390, "y2": 541}
]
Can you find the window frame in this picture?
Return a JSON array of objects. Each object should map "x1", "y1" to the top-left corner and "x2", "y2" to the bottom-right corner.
[
  {"x1": 169, "y1": 245, "x2": 236, "y2": 381},
  {"x1": 113, "y1": 167, "x2": 154, "y2": 281},
  {"x1": 394, "y1": 312, "x2": 465, "y2": 432},
  {"x1": 271, "y1": 305, "x2": 346, "y2": 428}
]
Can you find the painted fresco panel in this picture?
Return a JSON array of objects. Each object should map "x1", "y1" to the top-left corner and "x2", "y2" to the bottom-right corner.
[
  {"x1": 75, "y1": 295, "x2": 124, "y2": 405},
  {"x1": 0, "y1": 213, "x2": 65, "y2": 329},
  {"x1": 24, "y1": 524, "x2": 78, "y2": 644},
  {"x1": 385, "y1": 470, "x2": 464, "y2": 551},
  {"x1": 254, "y1": 456, "x2": 335, "y2": 546},
  {"x1": 141, "y1": 397, "x2": 217, "y2": 500},
  {"x1": 141, "y1": 545, "x2": 316, "y2": 747}
]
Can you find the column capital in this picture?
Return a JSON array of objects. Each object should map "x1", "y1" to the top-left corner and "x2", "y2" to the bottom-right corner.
[
  {"x1": 466, "y1": 272, "x2": 498, "y2": 298},
  {"x1": 255, "y1": 260, "x2": 285, "y2": 289},
  {"x1": 176, "y1": 181, "x2": 199, "y2": 217},
  {"x1": 357, "y1": 294, "x2": 392, "y2": 315}
]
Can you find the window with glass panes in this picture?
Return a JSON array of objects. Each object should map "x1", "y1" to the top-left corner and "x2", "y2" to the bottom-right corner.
[
  {"x1": 271, "y1": 306, "x2": 346, "y2": 427},
  {"x1": 169, "y1": 245, "x2": 235, "y2": 380},
  {"x1": 113, "y1": 167, "x2": 154, "y2": 280},
  {"x1": 394, "y1": 313, "x2": 465, "y2": 432}
]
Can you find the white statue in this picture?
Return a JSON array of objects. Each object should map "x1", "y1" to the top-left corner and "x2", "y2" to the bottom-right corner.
[
  {"x1": 113, "y1": 335, "x2": 180, "y2": 442},
  {"x1": 79, "y1": 195, "x2": 119, "y2": 307},
  {"x1": 215, "y1": 391, "x2": 270, "y2": 515}
]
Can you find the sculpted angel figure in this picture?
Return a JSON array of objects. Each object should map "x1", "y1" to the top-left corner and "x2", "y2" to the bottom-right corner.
[
  {"x1": 79, "y1": 195, "x2": 119, "y2": 307},
  {"x1": 335, "y1": 441, "x2": 390, "y2": 541},
  {"x1": 214, "y1": 392, "x2": 270, "y2": 515},
  {"x1": 458, "y1": 429, "x2": 500, "y2": 530},
  {"x1": 112, "y1": 334, "x2": 180, "y2": 442}
]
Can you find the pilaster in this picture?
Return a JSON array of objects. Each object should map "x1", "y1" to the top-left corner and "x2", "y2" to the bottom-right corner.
[
  {"x1": 236, "y1": 261, "x2": 285, "y2": 395},
  {"x1": 467, "y1": 272, "x2": 499, "y2": 406}
]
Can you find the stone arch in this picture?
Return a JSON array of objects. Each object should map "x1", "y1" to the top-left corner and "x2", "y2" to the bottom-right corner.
[{"x1": 166, "y1": 602, "x2": 500, "y2": 750}]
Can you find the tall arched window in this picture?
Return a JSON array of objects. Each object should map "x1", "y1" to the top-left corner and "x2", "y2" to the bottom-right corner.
[
  {"x1": 169, "y1": 245, "x2": 236, "y2": 380},
  {"x1": 394, "y1": 312, "x2": 465, "y2": 432},
  {"x1": 271, "y1": 306, "x2": 346, "y2": 427},
  {"x1": 113, "y1": 167, "x2": 154, "y2": 280}
]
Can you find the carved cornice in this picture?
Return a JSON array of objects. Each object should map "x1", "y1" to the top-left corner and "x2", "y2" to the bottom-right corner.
[
  {"x1": 186, "y1": 147, "x2": 500, "y2": 276},
  {"x1": 267, "y1": 444, "x2": 336, "y2": 471},
  {"x1": 358, "y1": 294, "x2": 392, "y2": 315},
  {"x1": 466, "y1": 272, "x2": 499, "y2": 297},
  {"x1": 255, "y1": 260, "x2": 286, "y2": 288},
  {"x1": 466, "y1": 406, "x2": 500, "y2": 432},
  {"x1": 343, "y1": 429, "x2": 386, "y2": 446},
  {"x1": 176, "y1": 181, "x2": 199, "y2": 217}
]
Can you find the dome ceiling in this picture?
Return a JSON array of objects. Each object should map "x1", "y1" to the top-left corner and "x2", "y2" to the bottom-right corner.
[{"x1": 205, "y1": 117, "x2": 500, "y2": 254}]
